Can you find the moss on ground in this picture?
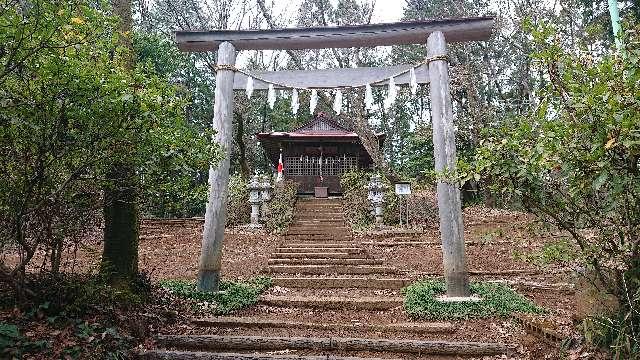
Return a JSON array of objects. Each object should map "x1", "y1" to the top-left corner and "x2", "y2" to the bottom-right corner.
[
  {"x1": 160, "y1": 276, "x2": 272, "y2": 315},
  {"x1": 403, "y1": 279, "x2": 544, "y2": 320}
]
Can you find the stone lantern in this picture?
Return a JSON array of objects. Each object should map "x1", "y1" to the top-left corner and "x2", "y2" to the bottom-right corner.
[
  {"x1": 247, "y1": 174, "x2": 263, "y2": 228},
  {"x1": 260, "y1": 175, "x2": 273, "y2": 220},
  {"x1": 368, "y1": 174, "x2": 385, "y2": 226}
]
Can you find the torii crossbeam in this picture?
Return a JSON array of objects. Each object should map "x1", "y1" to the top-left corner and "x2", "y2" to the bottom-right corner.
[{"x1": 173, "y1": 17, "x2": 495, "y2": 298}]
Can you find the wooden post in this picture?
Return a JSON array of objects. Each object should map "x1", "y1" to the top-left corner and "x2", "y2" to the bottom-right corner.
[
  {"x1": 427, "y1": 31, "x2": 470, "y2": 297},
  {"x1": 198, "y1": 42, "x2": 236, "y2": 292}
]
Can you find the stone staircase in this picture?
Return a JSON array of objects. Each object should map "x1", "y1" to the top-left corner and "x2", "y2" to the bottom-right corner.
[{"x1": 142, "y1": 197, "x2": 515, "y2": 359}]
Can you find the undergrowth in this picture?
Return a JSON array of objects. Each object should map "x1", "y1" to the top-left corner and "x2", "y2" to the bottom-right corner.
[
  {"x1": 264, "y1": 180, "x2": 298, "y2": 234},
  {"x1": 160, "y1": 276, "x2": 272, "y2": 315},
  {"x1": 403, "y1": 279, "x2": 543, "y2": 319}
]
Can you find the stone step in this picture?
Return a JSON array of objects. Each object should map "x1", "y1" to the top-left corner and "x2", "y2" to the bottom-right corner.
[
  {"x1": 293, "y1": 218, "x2": 346, "y2": 222},
  {"x1": 284, "y1": 234, "x2": 353, "y2": 240},
  {"x1": 272, "y1": 277, "x2": 411, "y2": 289},
  {"x1": 275, "y1": 247, "x2": 363, "y2": 254},
  {"x1": 140, "y1": 350, "x2": 396, "y2": 360},
  {"x1": 291, "y1": 217, "x2": 345, "y2": 222},
  {"x1": 272, "y1": 252, "x2": 370, "y2": 259},
  {"x1": 295, "y1": 207, "x2": 342, "y2": 211},
  {"x1": 286, "y1": 231, "x2": 351, "y2": 236},
  {"x1": 294, "y1": 211, "x2": 344, "y2": 216},
  {"x1": 280, "y1": 243, "x2": 359, "y2": 248},
  {"x1": 267, "y1": 265, "x2": 399, "y2": 275},
  {"x1": 154, "y1": 335, "x2": 514, "y2": 356},
  {"x1": 268, "y1": 258, "x2": 383, "y2": 266},
  {"x1": 293, "y1": 218, "x2": 345, "y2": 222},
  {"x1": 191, "y1": 317, "x2": 455, "y2": 334},
  {"x1": 259, "y1": 295, "x2": 404, "y2": 310},
  {"x1": 287, "y1": 226, "x2": 351, "y2": 232}
]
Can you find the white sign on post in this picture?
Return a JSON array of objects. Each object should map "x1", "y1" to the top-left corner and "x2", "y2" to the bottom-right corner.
[{"x1": 395, "y1": 182, "x2": 411, "y2": 195}]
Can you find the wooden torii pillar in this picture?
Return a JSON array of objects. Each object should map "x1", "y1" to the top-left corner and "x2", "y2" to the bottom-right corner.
[{"x1": 174, "y1": 17, "x2": 495, "y2": 296}]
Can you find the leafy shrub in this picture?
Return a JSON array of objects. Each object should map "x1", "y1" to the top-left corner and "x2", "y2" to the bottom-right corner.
[
  {"x1": 264, "y1": 180, "x2": 298, "y2": 234},
  {"x1": 387, "y1": 188, "x2": 438, "y2": 228},
  {"x1": 0, "y1": 1, "x2": 218, "y2": 296},
  {"x1": 341, "y1": 172, "x2": 438, "y2": 229},
  {"x1": 473, "y1": 23, "x2": 640, "y2": 355},
  {"x1": 0, "y1": 321, "x2": 48, "y2": 358},
  {"x1": 225, "y1": 174, "x2": 251, "y2": 227},
  {"x1": 0, "y1": 272, "x2": 152, "y2": 317},
  {"x1": 584, "y1": 305, "x2": 640, "y2": 358},
  {"x1": 514, "y1": 239, "x2": 577, "y2": 267},
  {"x1": 160, "y1": 276, "x2": 272, "y2": 315},
  {"x1": 340, "y1": 171, "x2": 373, "y2": 230},
  {"x1": 403, "y1": 279, "x2": 543, "y2": 319}
]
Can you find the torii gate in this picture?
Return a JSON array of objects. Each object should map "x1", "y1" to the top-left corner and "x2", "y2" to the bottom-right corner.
[{"x1": 174, "y1": 17, "x2": 495, "y2": 298}]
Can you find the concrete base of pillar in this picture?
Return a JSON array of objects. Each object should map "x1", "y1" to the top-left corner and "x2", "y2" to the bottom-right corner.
[{"x1": 435, "y1": 294, "x2": 483, "y2": 303}]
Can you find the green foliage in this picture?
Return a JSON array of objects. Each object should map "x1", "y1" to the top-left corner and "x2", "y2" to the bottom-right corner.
[
  {"x1": 513, "y1": 239, "x2": 577, "y2": 267},
  {"x1": 403, "y1": 279, "x2": 543, "y2": 320},
  {"x1": 7, "y1": 273, "x2": 152, "y2": 317},
  {"x1": 473, "y1": 23, "x2": 640, "y2": 355},
  {"x1": 0, "y1": 0, "x2": 218, "y2": 280},
  {"x1": 64, "y1": 321, "x2": 129, "y2": 360},
  {"x1": 397, "y1": 127, "x2": 435, "y2": 180},
  {"x1": 0, "y1": 321, "x2": 48, "y2": 358},
  {"x1": 340, "y1": 171, "x2": 436, "y2": 229},
  {"x1": 134, "y1": 33, "x2": 217, "y2": 218},
  {"x1": 583, "y1": 305, "x2": 640, "y2": 358},
  {"x1": 160, "y1": 277, "x2": 272, "y2": 315},
  {"x1": 226, "y1": 174, "x2": 251, "y2": 227},
  {"x1": 340, "y1": 170, "x2": 373, "y2": 230},
  {"x1": 264, "y1": 180, "x2": 299, "y2": 234}
]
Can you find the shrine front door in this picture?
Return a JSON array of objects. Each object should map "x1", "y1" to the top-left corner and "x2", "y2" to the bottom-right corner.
[{"x1": 284, "y1": 155, "x2": 358, "y2": 194}]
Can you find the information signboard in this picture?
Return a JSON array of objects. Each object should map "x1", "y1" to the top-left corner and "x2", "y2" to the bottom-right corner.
[{"x1": 395, "y1": 182, "x2": 411, "y2": 195}]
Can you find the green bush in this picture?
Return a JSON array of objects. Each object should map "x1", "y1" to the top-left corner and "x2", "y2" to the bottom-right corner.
[
  {"x1": 341, "y1": 172, "x2": 437, "y2": 229},
  {"x1": 340, "y1": 171, "x2": 373, "y2": 230},
  {"x1": 513, "y1": 239, "x2": 577, "y2": 267},
  {"x1": 1, "y1": 321, "x2": 48, "y2": 358},
  {"x1": 403, "y1": 279, "x2": 543, "y2": 320},
  {"x1": 264, "y1": 180, "x2": 298, "y2": 234},
  {"x1": 160, "y1": 276, "x2": 272, "y2": 315},
  {"x1": 226, "y1": 174, "x2": 251, "y2": 227},
  {"x1": 0, "y1": 272, "x2": 151, "y2": 317},
  {"x1": 473, "y1": 23, "x2": 640, "y2": 355},
  {"x1": 386, "y1": 187, "x2": 438, "y2": 228}
]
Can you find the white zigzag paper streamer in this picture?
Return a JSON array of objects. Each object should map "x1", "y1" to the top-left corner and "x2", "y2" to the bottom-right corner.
[
  {"x1": 409, "y1": 68, "x2": 418, "y2": 95},
  {"x1": 246, "y1": 76, "x2": 254, "y2": 99},
  {"x1": 333, "y1": 89, "x2": 343, "y2": 115},
  {"x1": 365, "y1": 84, "x2": 373, "y2": 110},
  {"x1": 267, "y1": 84, "x2": 276, "y2": 109},
  {"x1": 310, "y1": 89, "x2": 318, "y2": 113},
  {"x1": 291, "y1": 89, "x2": 299, "y2": 114}
]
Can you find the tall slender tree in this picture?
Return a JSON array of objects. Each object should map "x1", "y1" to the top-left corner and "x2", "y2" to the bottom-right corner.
[{"x1": 101, "y1": 0, "x2": 139, "y2": 284}]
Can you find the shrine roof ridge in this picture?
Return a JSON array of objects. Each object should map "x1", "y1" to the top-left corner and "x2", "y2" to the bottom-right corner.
[{"x1": 175, "y1": 16, "x2": 495, "y2": 51}]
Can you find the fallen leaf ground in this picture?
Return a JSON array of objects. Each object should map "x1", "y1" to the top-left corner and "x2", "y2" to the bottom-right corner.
[{"x1": 1, "y1": 206, "x2": 609, "y2": 359}]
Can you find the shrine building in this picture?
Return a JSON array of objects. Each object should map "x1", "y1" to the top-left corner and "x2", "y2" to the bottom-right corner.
[{"x1": 257, "y1": 113, "x2": 384, "y2": 195}]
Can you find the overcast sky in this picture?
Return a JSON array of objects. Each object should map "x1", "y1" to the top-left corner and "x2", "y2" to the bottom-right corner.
[
  {"x1": 367, "y1": 0, "x2": 407, "y2": 23},
  {"x1": 268, "y1": 0, "x2": 407, "y2": 26}
]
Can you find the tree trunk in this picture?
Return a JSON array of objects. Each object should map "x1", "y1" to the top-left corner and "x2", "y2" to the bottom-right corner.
[
  {"x1": 234, "y1": 104, "x2": 250, "y2": 179},
  {"x1": 101, "y1": 0, "x2": 139, "y2": 283}
]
